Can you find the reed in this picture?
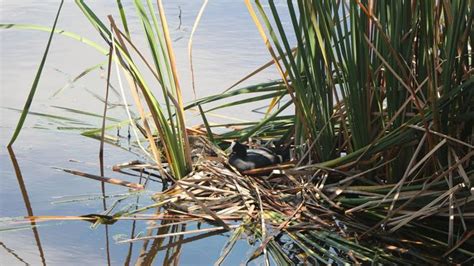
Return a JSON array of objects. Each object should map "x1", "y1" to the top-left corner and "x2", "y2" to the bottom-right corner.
[
  {"x1": 75, "y1": 0, "x2": 193, "y2": 179},
  {"x1": 3, "y1": 0, "x2": 472, "y2": 264},
  {"x1": 189, "y1": 0, "x2": 473, "y2": 263},
  {"x1": 233, "y1": 0, "x2": 473, "y2": 172}
]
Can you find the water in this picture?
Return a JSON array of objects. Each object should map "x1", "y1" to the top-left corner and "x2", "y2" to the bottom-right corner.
[{"x1": 0, "y1": 1, "x2": 293, "y2": 265}]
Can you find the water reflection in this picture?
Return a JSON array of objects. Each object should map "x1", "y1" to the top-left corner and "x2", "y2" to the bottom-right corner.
[
  {"x1": 7, "y1": 146, "x2": 47, "y2": 266},
  {"x1": 5, "y1": 145, "x2": 234, "y2": 265},
  {"x1": 0, "y1": 241, "x2": 29, "y2": 265}
]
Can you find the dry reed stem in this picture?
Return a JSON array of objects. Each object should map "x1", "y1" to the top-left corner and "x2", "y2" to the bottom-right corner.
[{"x1": 56, "y1": 168, "x2": 144, "y2": 190}]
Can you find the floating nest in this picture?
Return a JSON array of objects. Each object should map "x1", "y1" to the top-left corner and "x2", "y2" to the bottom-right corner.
[
  {"x1": 28, "y1": 134, "x2": 471, "y2": 264},
  {"x1": 140, "y1": 136, "x2": 473, "y2": 264}
]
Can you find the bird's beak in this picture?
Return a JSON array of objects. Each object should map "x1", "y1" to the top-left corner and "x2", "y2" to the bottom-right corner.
[{"x1": 226, "y1": 141, "x2": 236, "y2": 154}]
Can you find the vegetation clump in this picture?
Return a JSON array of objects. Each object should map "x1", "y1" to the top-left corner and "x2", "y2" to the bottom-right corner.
[{"x1": 3, "y1": 0, "x2": 473, "y2": 264}]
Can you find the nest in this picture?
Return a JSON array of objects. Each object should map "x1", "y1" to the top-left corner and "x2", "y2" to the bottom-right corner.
[{"x1": 138, "y1": 135, "x2": 473, "y2": 264}]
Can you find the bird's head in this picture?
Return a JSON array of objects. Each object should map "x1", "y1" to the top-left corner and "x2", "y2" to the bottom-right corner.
[{"x1": 229, "y1": 141, "x2": 247, "y2": 157}]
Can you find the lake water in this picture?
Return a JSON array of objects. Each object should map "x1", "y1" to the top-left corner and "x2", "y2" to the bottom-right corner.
[{"x1": 0, "y1": 1, "x2": 293, "y2": 265}]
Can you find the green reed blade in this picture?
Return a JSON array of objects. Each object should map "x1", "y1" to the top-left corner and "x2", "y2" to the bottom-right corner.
[{"x1": 7, "y1": 0, "x2": 65, "y2": 147}]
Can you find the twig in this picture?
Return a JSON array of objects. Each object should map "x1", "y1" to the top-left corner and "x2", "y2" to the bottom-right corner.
[{"x1": 56, "y1": 168, "x2": 144, "y2": 190}]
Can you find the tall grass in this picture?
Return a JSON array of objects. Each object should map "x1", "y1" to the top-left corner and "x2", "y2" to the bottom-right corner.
[
  {"x1": 230, "y1": 0, "x2": 473, "y2": 179},
  {"x1": 75, "y1": 0, "x2": 192, "y2": 179},
  {"x1": 3, "y1": 1, "x2": 194, "y2": 179},
  {"x1": 7, "y1": 0, "x2": 64, "y2": 147},
  {"x1": 192, "y1": 1, "x2": 473, "y2": 261},
  {"x1": 3, "y1": 0, "x2": 472, "y2": 263}
]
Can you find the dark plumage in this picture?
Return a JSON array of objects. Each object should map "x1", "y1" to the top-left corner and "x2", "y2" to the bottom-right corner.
[{"x1": 228, "y1": 142, "x2": 282, "y2": 172}]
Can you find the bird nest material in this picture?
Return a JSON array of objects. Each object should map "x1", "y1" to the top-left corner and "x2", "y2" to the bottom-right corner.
[{"x1": 143, "y1": 136, "x2": 473, "y2": 264}]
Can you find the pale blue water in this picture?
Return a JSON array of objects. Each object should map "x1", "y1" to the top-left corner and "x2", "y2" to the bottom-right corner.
[{"x1": 0, "y1": 1, "x2": 294, "y2": 265}]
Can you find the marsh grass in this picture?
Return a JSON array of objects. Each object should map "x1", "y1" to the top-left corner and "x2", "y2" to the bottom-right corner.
[{"x1": 2, "y1": 0, "x2": 473, "y2": 264}]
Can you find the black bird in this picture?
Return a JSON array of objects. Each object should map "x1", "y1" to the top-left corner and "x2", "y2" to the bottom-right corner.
[{"x1": 228, "y1": 142, "x2": 282, "y2": 172}]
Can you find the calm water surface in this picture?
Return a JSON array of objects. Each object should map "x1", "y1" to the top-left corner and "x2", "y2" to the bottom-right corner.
[{"x1": 0, "y1": 1, "x2": 293, "y2": 265}]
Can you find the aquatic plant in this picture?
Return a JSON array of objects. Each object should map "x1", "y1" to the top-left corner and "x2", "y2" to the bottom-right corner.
[
  {"x1": 191, "y1": 0, "x2": 473, "y2": 263},
  {"x1": 78, "y1": 0, "x2": 195, "y2": 179},
  {"x1": 2, "y1": 0, "x2": 473, "y2": 264}
]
